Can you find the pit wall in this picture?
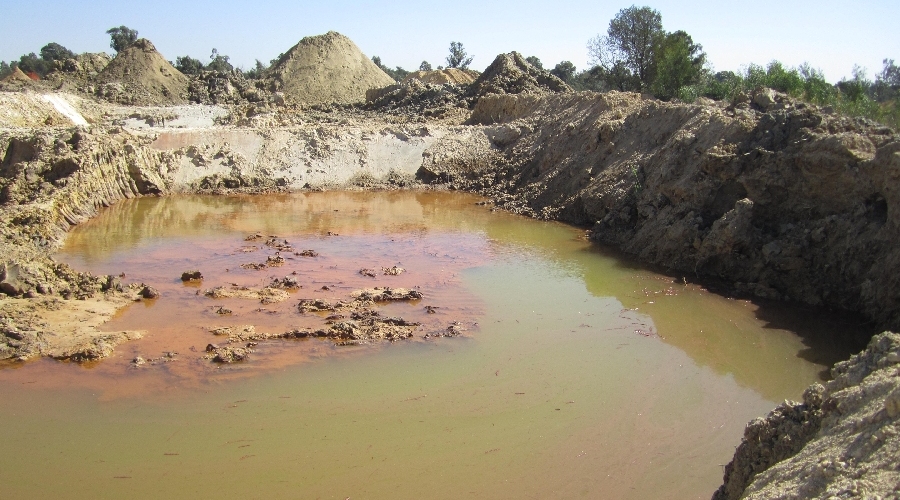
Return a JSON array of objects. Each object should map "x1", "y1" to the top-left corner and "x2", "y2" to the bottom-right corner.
[{"x1": 456, "y1": 91, "x2": 900, "y2": 332}]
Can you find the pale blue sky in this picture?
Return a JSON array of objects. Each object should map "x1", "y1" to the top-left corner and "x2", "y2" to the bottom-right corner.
[{"x1": 1, "y1": 0, "x2": 897, "y2": 82}]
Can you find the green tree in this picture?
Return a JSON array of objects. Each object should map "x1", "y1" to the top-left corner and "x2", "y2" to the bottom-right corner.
[
  {"x1": 650, "y1": 30, "x2": 707, "y2": 100},
  {"x1": 588, "y1": 5, "x2": 663, "y2": 91},
  {"x1": 372, "y1": 56, "x2": 408, "y2": 82},
  {"x1": 446, "y1": 41, "x2": 473, "y2": 70},
  {"x1": 17, "y1": 53, "x2": 48, "y2": 77},
  {"x1": 244, "y1": 59, "x2": 268, "y2": 79},
  {"x1": 0, "y1": 61, "x2": 13, "y2": 80},
  {"x1": 175, "y1": 55, "x2": 204, "y2": 75},
  {"x1": 872, "y1": 59, "x2": 899, "y2": 102},
  {"x1": 207, "y1": 48, "x2": 233, "y2": 72},
  {"x1": 40, "y1": 43, "x2": 75, "y2": 62},
  {"x1": 419, "y1": 61, "x2": 432, "y2": 71},
  {"x1": 525, "y1": 56, "x2": 543, "y2": 70},
  {"x1": 551, "y1": 61, "x2": 577, "y2": 83},
  {"x1": 107, "y1": 26, "x2": 138, "y2": 53}
]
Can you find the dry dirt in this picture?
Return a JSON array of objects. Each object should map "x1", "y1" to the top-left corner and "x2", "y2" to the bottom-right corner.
[
  {"x1": 403, "y1": 68, "x2": 479, "y2": 85},
  {"x1": 0, "y1": 31, "x2": 899, "y2": 500},
  {"x1": 268, "y1": 31, "x2": 396, "y2": 105},
  {"x1": 95, "y1": 39, "x2": 189, "y2": 105}
]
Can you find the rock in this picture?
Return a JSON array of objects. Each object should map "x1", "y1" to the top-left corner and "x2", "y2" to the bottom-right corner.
[
  {"x1": 753, "y1": 88, "x2": 778, "y2": 110},
  {"x1": 0, "y1": 263, "x2": 25, "y2": 296},
  {"x1": 140, "y1": 286, "x2": 160, "y2": 299},
  {"x1": 181, "y1": 270, "x2": 203, "y2": 282},
  {"x1": 131, "y1": 356, "x2": 146, "y2": 366},
  {"x1": 210, "y1": 346, "x2": 252, "y2": 363}
]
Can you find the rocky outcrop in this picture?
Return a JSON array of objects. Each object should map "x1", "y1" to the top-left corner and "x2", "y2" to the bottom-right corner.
[{"x1": 715, "y1": 332, "x2": 900, "y2": 499}]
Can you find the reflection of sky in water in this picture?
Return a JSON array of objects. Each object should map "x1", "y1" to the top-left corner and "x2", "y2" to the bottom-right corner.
[{"x1": 0, "y1": 191, "x2": 866, "y2": 499}]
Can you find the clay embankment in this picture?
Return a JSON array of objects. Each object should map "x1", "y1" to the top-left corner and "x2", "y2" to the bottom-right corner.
[{"x1": 418, "y1": 90, "x2": 900, "y2": 332}]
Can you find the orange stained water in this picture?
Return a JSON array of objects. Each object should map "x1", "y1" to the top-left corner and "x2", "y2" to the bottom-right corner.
[{"x1": 0, "y1": 191, "x2": 869, "y2": 499}]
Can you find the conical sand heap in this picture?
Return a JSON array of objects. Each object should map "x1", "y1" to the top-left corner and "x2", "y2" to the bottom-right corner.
[
  {"x1": 269, "y1": 31, "x2": 395, "y2": 105},
  {"x1": 96, "y1": 38, "x2": 188, "y2": 105},
  {"x1": 2, "y1": 67, "x2": 34, "y2": 83}
]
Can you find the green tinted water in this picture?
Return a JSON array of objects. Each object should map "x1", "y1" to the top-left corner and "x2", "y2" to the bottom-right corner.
[{"x1": 0, "y1": 192, "x2": 865, "y2": 499}]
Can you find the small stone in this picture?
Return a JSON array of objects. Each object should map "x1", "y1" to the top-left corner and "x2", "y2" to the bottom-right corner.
[
  {"x1": 132, "y1": 356, "x2": 146, "y2": 366},
  {"x1": 140, "y1": 286, "x2": 160, "y2": 299}
]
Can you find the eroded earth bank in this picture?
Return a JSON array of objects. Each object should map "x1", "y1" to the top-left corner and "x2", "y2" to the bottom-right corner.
[{"x1": 1, "y1": 32, "x2": 899, "y2": 499}]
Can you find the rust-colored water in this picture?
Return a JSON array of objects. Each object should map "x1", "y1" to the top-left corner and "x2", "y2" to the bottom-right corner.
[{"x1": 0, "y1": 192, "x2": 867, "y2": 499}]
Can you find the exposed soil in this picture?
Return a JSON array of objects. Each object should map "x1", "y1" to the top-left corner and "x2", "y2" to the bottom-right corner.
[
  {"x1": 0, "y1": 31, "x2": 898, "y2": 500},
  {"x1": 95, "y1": 39, "x2": 190, "y2": 106},
  {"x1": 267, "y1": 31, "x2": 396, "y2": 105}
]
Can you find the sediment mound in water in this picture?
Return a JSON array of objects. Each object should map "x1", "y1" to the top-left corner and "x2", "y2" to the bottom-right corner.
[
  {"x1": 268, "y1": 31, "x2": 395, "y2": 105},
  {"x1": 469, "y1": 52, "x2": 571, "y2": 97},
  {"x1": 95, "y1": 38, "x2": 189, "y2": 105},
  {"x1": 403, "y1": 68, "x2": 479, "y2": 86}
]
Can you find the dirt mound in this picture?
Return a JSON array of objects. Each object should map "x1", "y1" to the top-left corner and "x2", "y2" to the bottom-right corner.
[
  {"x1": 469, "y1": 52, "x2": 571, "y2": 97},
  {"x1": 268, "y1": 31, "x2": 396, "y2": 105},
  {"x1": 403, "y1": 69, "x2": 479, "y2": 86},
  {"x1": 365, "y1": 79, "x2": 473, "y2": 120},
  {"x1": 95, "y1": 39, "x2": 188, "y2": 105},
  {"x1": 3, "y1": 67, "x2": 33, "y2": 83}
]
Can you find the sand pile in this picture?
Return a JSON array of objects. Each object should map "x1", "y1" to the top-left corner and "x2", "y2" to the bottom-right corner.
[
  {"x1": 3, "y1": 67, "x2": 33, "y2": 83},
  {"x1": 403, "y1": 68, "x2": 479, "y2": 86},
  {"x1": 268, "y1": 31, "x2": 395, "y2": 105},
  {"x1": 469, "y1": 52, "x2": 571, "y2": 97},
  {"x1": 95, "y1": 39, "x2": 188, "y2": 106}
]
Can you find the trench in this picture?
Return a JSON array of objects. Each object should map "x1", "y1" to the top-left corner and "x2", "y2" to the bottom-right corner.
[{"x1": 0, "y1": 190, "x2": 869, "y2": 499}]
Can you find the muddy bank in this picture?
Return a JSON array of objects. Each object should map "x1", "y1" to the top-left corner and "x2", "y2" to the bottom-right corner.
[
  {"x1": 422, "y1": 90, "x2": 900, "y2": 333},
  {"x1": 714, "y1": 331, "x2": 900, "y2": 499}
]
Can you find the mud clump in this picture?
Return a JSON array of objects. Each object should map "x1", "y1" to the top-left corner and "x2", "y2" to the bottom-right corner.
[
  {"x1": 365, "y1": 79, "x2": 473, "y2": 119},
  {"x1": 268, "y1": 31, "x2": 395, "y2": 105},
  {"x1": 95, "y1": 39, "x2": 189, "y2": 105}
]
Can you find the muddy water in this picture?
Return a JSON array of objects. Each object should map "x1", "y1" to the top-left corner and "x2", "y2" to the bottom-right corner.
[{"x1": 0, "y1": 192, "x2": 866, "y2": 499}]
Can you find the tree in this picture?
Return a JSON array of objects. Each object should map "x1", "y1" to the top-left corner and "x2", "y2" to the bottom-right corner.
[
  {"x1": 40, "y1": 43, "x2": 75, "y2": 62},
  {"x1": 175, "y1": 56, "x2": 204, "y2": 75},
  {"x1": 872, "y1": 59, "x2": 899, "y2": 102},
  {"x1": 588, "y1": 5, "x2": 663, "y2": 91},
  {"x1": 244, "y1": 59, "x2": 268, "y2": 79},
  {"x1": 551, "y1": 61, "x2": 577, "y2": 83},
  {"x1": 372, "y1": 56, "x2": 408, "y2": 82},
  {"x1": 525, "y1": 56, "x2": 543, "y2": 70},
  {"x1": 650, "y1": 30, "x2": 706, "y2": 100},
  {"x1": 17, "y1": 53, "x2": 48, "y2": 78},
  {"x1": 107, "y1": 26, "x2": 138, "y2": 53},
  {"x1": 446, "y1": 41, "x2": 473, "y2": 70},
  {"x1": 0, "y1": 61, "x2": 12, "y2": 80},
  {"x1": 419, "y1": 61, "x2": 432, "y2": 71},
  {"x1": 207, "y1": 48, "x2": 233, "y2": 72}
]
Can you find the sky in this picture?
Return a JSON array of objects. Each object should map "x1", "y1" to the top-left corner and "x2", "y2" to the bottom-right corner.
[{"x1": 1, "y1": 0, "x2": 898, "y2": 83}]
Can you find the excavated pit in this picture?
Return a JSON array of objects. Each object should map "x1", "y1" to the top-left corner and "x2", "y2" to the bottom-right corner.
[{"x1": 1, "y1": 82, "x2": 899, "y2": 499}]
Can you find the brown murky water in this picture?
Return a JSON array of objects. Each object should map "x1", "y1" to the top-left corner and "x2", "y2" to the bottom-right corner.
[{"x1": 0, "y1": 192, "x2": 867, "y2": 499}]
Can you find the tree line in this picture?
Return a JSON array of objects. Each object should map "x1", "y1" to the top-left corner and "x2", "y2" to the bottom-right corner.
[{"x1": 2, "y1": 15, "x2": 897, "y2": 129}]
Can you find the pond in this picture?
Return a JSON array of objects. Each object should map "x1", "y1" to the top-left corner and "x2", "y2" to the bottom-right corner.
[{"x1": 0, "y1": 191, "x2": 866, "y2": 499}]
